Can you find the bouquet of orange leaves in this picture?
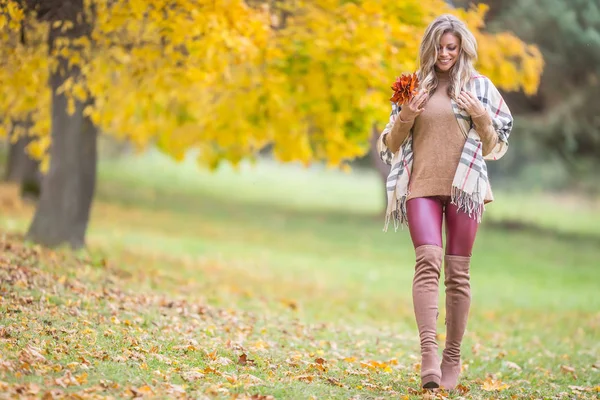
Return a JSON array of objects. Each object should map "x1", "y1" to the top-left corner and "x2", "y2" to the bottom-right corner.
[{"x1": 390, "y1": 72, "x2": 420, "y2": 105}]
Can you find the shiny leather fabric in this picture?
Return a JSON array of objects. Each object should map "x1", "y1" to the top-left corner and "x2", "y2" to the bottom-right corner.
[{"x1": 406, "y1": 196, "x2": 479, "y2": 257}]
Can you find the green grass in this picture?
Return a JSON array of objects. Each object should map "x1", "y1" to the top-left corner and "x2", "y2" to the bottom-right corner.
[
  {"x1": 97, "y1": 150, "x2": 600, "y2": 239},
  {"x1": 0, "y1": 151, "x2": 599, "y2": 399}
]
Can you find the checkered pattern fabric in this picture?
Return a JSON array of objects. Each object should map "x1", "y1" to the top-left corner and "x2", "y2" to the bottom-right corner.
[{"x1": 376, "y1": 75, "x2": 513, "y2": 232}]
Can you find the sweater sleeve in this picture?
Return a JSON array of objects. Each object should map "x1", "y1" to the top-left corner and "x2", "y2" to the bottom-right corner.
[
  {"x1": 471, "y1": 110, "x2": 498, "y2": 157},
  {"x1": 474, "y1": 76, "x2": 513, "y2": 161},
  {"x1": 386, "y1": 115, "x2": 415, "y2": 154}
]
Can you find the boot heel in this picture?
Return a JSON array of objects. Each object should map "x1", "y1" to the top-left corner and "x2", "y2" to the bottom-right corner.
[{"x1": 422, "y1": 373, "x2": 441, "y2": 389}]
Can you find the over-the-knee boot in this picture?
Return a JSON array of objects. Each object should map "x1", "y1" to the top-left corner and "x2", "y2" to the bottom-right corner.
[
  {"x1": 440, "y1": 255, "x2": 471, "y2": 390},
  {"x1": 412, "y1": 245, "x2": 443, "y2": 388}
]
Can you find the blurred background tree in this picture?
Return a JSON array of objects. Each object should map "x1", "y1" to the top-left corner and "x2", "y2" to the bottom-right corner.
[{"x1": 1, "y1": 0, "x2": 274, "y2": 248}]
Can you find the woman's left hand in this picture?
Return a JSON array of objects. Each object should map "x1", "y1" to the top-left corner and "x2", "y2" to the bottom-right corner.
[{"x1": 456, "y1": 90, "x2": 486, "y2": 116}]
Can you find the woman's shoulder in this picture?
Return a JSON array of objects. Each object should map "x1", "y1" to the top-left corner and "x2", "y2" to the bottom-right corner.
[
  {"x1": 469, "y1": 73, "x2": 493, "y2": 84},
  {"x1": 468, "y1": 73, "x2": 500, "y2": 93}
]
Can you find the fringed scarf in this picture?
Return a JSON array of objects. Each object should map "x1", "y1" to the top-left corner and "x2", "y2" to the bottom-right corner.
[{"x1": 376, "y1": 75, "x2": 513, "y2": 232}]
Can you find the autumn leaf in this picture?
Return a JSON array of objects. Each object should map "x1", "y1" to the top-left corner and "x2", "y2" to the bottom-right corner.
[
  {"x1": 569, "y1": 385, "x2": 589, "y2": 392},
  {"x1": 504, "y1": 361, "x2": 522, "y2": 371},
  {"x1": 390, "y1": 73, "x2": 420, "y2": 105},
  {"x1": 238, "y1": 353, "x2": 252, "y2": 365},
  {"x1": 182, "y1": 370, "x2": 204, "y2": 382},
  {"x1": 326, "y1": 377, "x2": 344, "y2": 388},
  {"x1": 482, "y1": 377, "x2": 510, "y2": 391},
  {"x1": 206, "y1": 350, "x2": 218, "y2": 361},
  {"x1": 203, "y1": 366, "x2": 221, "y2": 376},
  {"x1": 250, "y1": 395, "x2": 275, "y2": 400},
  {"x1": 216, "y1": 356, "x2": 233, "y2": 366},
  {"x1": 561, "y1": 365, "x2": 578, "y2": 379},
  {"x1": 281, "y1": 299, "x2": 298, "y2": 310},
  {"x1": 455, "y1": 383, "x2": 470, "y2": 395},
  {"x1": 128, "y1": 385, "x2": 154, "y2": 397},
  {"x1": 239, "y1": 374, "x2": 263, "y2": 386},
  {"x1": 295, "y1": 374, "x2": 315, "y2": 382}
]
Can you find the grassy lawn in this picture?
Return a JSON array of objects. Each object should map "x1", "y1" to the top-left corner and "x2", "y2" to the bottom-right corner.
[{"x1": 0, "y1": 152, "x2": 599, "y2": 399}]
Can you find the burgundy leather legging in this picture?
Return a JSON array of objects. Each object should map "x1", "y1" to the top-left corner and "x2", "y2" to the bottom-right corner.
[{"x1": 406, "y1": 196, "x2": 479, "y2": 257}]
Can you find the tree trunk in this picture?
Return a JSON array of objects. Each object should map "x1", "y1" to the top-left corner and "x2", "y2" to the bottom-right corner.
[
  {"x1": 5, "y1": 135, "x2": 29, "y2": 183},
  {"x1": 26, "y1": 7, "x2": 97, "y2": 250},
  {"x1": 5, "y1": 123, "x2": 42, "y2": 201},
  {"x1": 5, "y1": 133, "x2": 37, "y2": 182}
]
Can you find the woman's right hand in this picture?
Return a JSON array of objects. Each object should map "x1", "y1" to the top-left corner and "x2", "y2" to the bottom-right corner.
[{"x1": 399, "y1": 90, "x2": 428, "y2": 122}]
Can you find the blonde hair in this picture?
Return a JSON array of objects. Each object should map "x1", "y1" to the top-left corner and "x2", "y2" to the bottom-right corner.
[{"x1": 417, "y1": 14, "x2": 478, "y2": 100}]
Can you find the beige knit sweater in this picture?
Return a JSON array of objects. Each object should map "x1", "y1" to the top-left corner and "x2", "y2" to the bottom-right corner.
[{"x1": 385, "y1": 72, "x2": 497, "y2": 202}]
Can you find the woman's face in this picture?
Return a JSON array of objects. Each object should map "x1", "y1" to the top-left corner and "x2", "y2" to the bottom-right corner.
[{"x1": 435, "y1": 32, "x2": 460, "y2": 72}]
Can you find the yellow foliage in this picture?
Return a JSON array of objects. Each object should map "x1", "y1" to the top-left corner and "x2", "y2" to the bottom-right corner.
[{"x1": 0, "y1": 0, "x2": 543, "y2": 171}]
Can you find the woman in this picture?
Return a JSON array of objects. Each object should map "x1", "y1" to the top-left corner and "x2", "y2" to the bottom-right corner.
[{"x1": 377, "y1": 14, "x2": 513, "y2": 390}]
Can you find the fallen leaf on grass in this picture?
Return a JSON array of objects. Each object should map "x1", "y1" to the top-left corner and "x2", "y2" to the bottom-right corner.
[
  {"x1": 99, "y1": 380, "x2": 120, "y2": 389},
  {"x1": 281, "y1": 299, "x2": 298, "y2": 310},
  {"x1": 15, "y1": 383, "x2": 41, "y2": 395},
  {"x1": 41, "y1": 389, "x2": 64, "y2": 399},
  {"x1": 504, "y1": 361, "x2": 522, "y2": 371},
  {"x1": 406, "y1": 387, "x2": 434, "y2": 399},
  {"x1": 127, "y1": 385, "x2": 154, "y2": 397},
  {"x1": 326, "y1": 377, "x2": 344, "y2": 387},
  {"x1": 420, "y1": 392, "x2": 441, "y2": 400},
  {"x1": 164, "y1": 383, "x2": 185, "y2": 394},
  {"x1": 455, "y1": 383, "x2": 470, "y2": 394},
  {"x1": 216, "y1": 356, "x2": 233, "y2": 366},
  {"x1": 239, "y1": 373, "x2": 263, "y2": 385},
  {"x1": 19, "y1": 344, "x2": 46, "y2": 363},
  {"x1": 249, "y1": 340, "x2": 270, "y2": 351},
  {"x1": 295, "y1": 374, "x2": 314, "y2": 382},
  {"x1": 75, "y1": 372, "x2": 88, "y2": 385},
  {"x1": 182, "y1": 370, "x2": 205, "y2": 382},
  {"x1": 203, "y1": 366, "x2": 221, "y2": 376},
  {"x1": 482, "y1": 377, "x2": 510, "y2": 391},
  {"x1": 360, "y1": 360, "x2": 393, "y2": 372},
  {"x1": 561, "y1": 365, "x2": 578, "y2": 379},
  {"x1": 238, "y1": 353, "x2": 255, "y2": 366},
  {"x1": 359, "y1": 380, "x2": 380, "y2": 390},
  {"x1": 204, "y1": 384, "x2": 230, "y2": 396},
  {"x1": 54, "y1": 371, "x2": 83, "y2": 388},
  {"x1": 569, "y1": 385, "x2": 592, "y2": 393}
]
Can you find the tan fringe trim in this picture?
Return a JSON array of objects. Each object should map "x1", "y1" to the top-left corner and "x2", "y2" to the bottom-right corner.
[
  {"x1": 383, "y1": 196, "x2": 408, "y2": 232},
  {"x1": 450, "y1": 186, "x2": 484, "y2": 223}
]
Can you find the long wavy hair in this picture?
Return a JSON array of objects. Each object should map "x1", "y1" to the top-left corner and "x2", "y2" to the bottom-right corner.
[{"x1": 417, "y1": 14, "x2": 478, "y2": 100}]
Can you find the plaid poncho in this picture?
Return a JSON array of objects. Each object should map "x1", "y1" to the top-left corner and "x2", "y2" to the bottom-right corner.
[{"x1": 377, "y1": 74, "x2": 513, "y2": 232}]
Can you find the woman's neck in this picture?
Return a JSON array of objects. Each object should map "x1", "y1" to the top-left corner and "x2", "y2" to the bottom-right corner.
[{"x1": 435, "y1": 69, "x2": 451, "y2": 82}]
